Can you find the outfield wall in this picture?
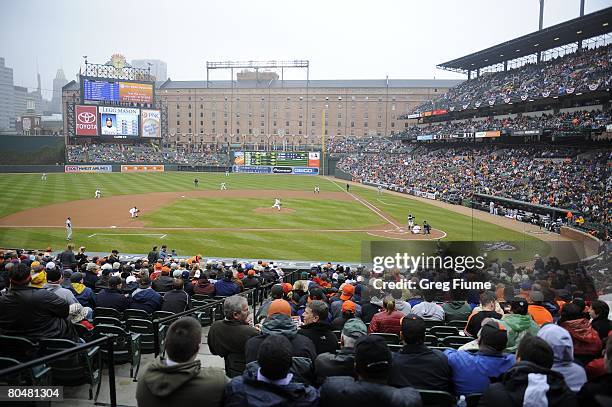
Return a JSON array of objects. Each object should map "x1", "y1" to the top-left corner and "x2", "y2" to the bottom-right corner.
[{"x1": 0, "y1": 135, "x2": 65, "y2": 165}]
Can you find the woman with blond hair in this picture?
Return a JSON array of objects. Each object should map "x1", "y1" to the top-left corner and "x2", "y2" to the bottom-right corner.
[{"x1": 369, "y1": 296, "x2": 404, "y2": 335}]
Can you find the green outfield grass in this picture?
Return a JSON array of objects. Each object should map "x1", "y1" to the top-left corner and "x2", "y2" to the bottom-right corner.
[{"x1": 0, "y1": 172, "x2": 550, "y2": 262}]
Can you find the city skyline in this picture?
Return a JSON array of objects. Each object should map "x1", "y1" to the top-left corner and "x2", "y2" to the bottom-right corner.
[{"x1": 1, "y1": 0, "x2": 610, "y2": 99}]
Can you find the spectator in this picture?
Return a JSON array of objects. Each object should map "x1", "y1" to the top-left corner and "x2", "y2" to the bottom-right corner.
[
  {"x1": 69, "y1": 302, "x2": 93, "y2": 331},
  {"x1": 94, "y1": 265, "x2": 111, "y2": 291},
  {"x1": 389, "y1": 314, "x2": 452, "y2": 392},
  {"x1": 444, "y1": 319, "x2": 515, "y2": 395},
  {"x1": 136, "y1": 317, "x2": 226, "y2": 407},
  {"x1": 131, "y1": 276, "x2": 162, "y2": 314},
  {"x1": 161, "y1": 278, "x2": 191, "y2": 313},
  {"x1": 442, "y1": 291, "x2": 472, "y2": 322},
  {"x1": 298, "y1": 300, "x2": 338, "y2": 355},
  {"x1": 69, "y1": 272, "x2": 96, "y2": 309},
  {"x1": 319, "y1": 335, "x2": 421, "y2": 407},
  {"x1": 411, "y1": 292, "x2": 444, "y2": 321},
  {"x1": 225, "y1": 334, "x2": 319, "y2": 407},
  {"x1": 44, "y1": 266, "x2": 78, "y2": 305},
  {"x1": 559, "y1": 303, "x2": 602, "y2": 364},
  {"x1": 0, "y1": 263, "x2": 77, "y2": 342},
  {"x1": 244, "y1": 299, "x2": 317, "y2": 378},
  {"x1": 589, "y1": 300, "x2": 611, "y2": 341},
  {"x1": 147, "y1": 246, "x2": 159, "y2": 264},
  {"x1": 577, "y1": 336, "x2": 612, "y2": 407},
  {"x1": 215, "y1": 270, "x2": 241, "y2": 297},
  {"x1": 255, "y1": 284, "x2": 284, "y2": 323},
  {"x1": 96, "y1": 276, "x2": 130, "y2": 312},
  {"x1": 390, "y1": 289, "x2": 412, "y2": 315},
  {"x1": 537, "y1": 323, "x2": 587, "y2": 392},
  {"x1": 331, "y1": 300, "x2": 356, "y2": 330},
  {"x1": 315, "y1": 318, "x2": 367, "y2": 385},
  {"x1": 152, "y1": 267, "x2": 174, "y2": 292},
  {"x1": 241, "y1": 269, "x2": 261, "y2": 289},
  {"x1": 208, "y1": 295, "x2": 258, "y2": 378},
  {"x1": 501, "y1": 297, "x2": 540, "y2": 352},
  {"x1": 57, "y1": 244, "x2": 77, "y2": 271},
  {"x1": 369, "y1": 296, "x2": 406, "y2": 335},
  {"x1": 330, "y1": 283, "x2": 362, "y2": 319},
  {"x1": 360, "y1": 287, "x2": 383, "y2": 324},
  {"x1": 466, "y1": 290, "x2": 503, "y2": 337},
  {"x1": 193, "y1": 272, "x2": 216, "y2": 296},
  {"x1": 528, "y1": 290, "x2": 554, "y2": 326},
  {"x1": 479, "y1": 334, "x2": 578, "y2": 407}
]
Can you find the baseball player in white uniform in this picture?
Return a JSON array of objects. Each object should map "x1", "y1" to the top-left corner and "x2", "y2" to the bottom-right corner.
[
  {"x1": 225, "y1": 170, "x2": 230, "y2": 177},
  {"x1": 377, "y1": 185, "x2": 383, "y2": 196},
  {"x1": 95, "y1": 189, "x2": 101, "y2": 199},
  {"x1": 272, "y1": 198, "x2": 282, "y2": 211},
  {"x1": 407, "y1": 214, "x2": 415, "y2": 228},
  {"x1": 314, "y1": 186, "x2": 320, "y2": 194},
  {"x1": 41, "y1": 173, "x2": 47, "y2": 181},
  {"x1": 65, "y1": 217, "x2": 72, "y2": 240},
  {"x1": 220, "y1": 182, "x2": 227, "y2": 190},
  {"x1": 130, "y1": 207, "x2": 139, "y2": 218}
]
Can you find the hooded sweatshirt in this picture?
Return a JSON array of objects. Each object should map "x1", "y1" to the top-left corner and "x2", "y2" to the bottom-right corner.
[
  {"x1": 559, "y1": 318, "x2": 602, "y2": 357},
  {"x1": 501, "y1": 313, "x2": 540, "y2": 352},
  {"x1": 245, "y1": 314, "x2": 317, "y2": 364},
  {"x1": 136, "y1": 358, "x2": 227, "y2": 407},
  {"x1": 70, "y1": 282, "x2": 96, "y2": 308},
  {"x1": 442, "y1": 301, "x2": 473, "y2": 322},
  {"x1": 394, "y1": 300, "x2": 412, "y2": 316},
  {"x1": 411, "y1": 300, "x2": 444, "y2": 321},
  {"x1": 537, "y1": 324, "x2": 587, "y2": 392}
]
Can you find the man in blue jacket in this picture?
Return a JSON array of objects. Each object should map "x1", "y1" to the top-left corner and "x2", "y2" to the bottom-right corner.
[
  {"x1": 96, "y1": 276, "x2": 131, "y2": 312},
  {"x1": 214, "y1": 270, "x2": 240, "y2": 297},
  {"x1": 131, "y1": 276, "x2": 162, "y2": 314},
  {"x1": 444, "y1": 318, "x2": 515, "y2": 396}
]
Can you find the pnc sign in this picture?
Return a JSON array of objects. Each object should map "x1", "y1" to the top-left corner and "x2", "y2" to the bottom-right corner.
[{"x1": 75, "y1": 105, "x2": 98, "y2": 136}]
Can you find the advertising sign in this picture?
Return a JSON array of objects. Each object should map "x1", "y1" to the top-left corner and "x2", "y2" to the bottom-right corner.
[
  {"x1": 119, "y1": 82, "x2": 153, "y2": 104},
  {"x1": 475, "y1": 131, "x2": 501, "y2": 138},
  {"x1": 100, "y1": 106, "x2": 140, "y2": 136},
  {"x1": 75, "y1": 105, "x2": 98, "y2": 136},
  {"x1": 65, "y1": 165, "x2": 112, "y2": 173},
  {"x1": 234, "y1": 151, "x2": 319, "y2": 167},
  {"x1": 120, "y1": 165, "x2": 164, "y2": 172},
  {"x1": 232, "y1": 165, "x2": 272, "y2": 174},
  {"x1": 141, "y1": 109, "x2": 161, "y2": 138}
]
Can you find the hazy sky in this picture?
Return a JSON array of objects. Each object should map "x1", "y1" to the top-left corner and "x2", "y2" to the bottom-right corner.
[{"x1": 1, "y1": 0, "x2": 609, "y2": 98}]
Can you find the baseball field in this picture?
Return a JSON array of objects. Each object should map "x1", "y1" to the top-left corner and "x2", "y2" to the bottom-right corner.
[{"x1": 0, "y1": 172, "x2": 553, "y2": 262}]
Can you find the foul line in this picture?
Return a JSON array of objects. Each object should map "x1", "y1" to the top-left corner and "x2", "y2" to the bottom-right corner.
[
  {"x1": 87, "y1": 233, "x2": 168, "y2": 238},
  {"x1": 327, "y1": 180, "x2": 401, "y2": 230}
]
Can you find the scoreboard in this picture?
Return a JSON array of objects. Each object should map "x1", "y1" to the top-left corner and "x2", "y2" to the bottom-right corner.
[{"x1": 234, "y1": 151, "x2": 320, "y2": 167}]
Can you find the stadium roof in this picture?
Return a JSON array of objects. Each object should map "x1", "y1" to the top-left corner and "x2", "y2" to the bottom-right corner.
[
  {"x1": 158, "y1": 78, "x2": 463, "y2": 90},
  {"x1": 438, "y1": 7, "x2": 612, "y2": 72}
]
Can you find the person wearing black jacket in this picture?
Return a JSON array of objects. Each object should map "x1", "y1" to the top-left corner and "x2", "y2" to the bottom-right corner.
[
  {"x1": 57, "y1": 244, "x2": 77, "y2": 271},
  {"x1": 479, "y1": 334, "x2": 578, "y2": 407},
  {"x1": 75, "y1": 247, "x2": 88, "y2": 268},
  {"x1": 96, "y1": 276, "x2": 131, "y2": 312},
  {"x1": 161, "y1": 279, "x2": 192, "y2": 313},
  {"x1": 298, "y1": 300, "x2": 338, "y2": 355},
  {"x1": 147, "y1": 246, "x2": 159, "y2": 264},
  {"x1": 152, "y1": 268, "x2": 173, "y2": 292},
  {"x1": 241, "y1": 270, "x2": 261, "y2": 289},
  {"x1": 320, "y1": 335, "x2": 421, "y2": 407},
  {"x1": 589, "y1": 300, "x2": 611, "y2": 341},
  {"x1": 0, "y1": 263, "x2": 77, "y2": 342},
  {"x1": 389, "y1": 314, "x2": 452, "y2": 392}
]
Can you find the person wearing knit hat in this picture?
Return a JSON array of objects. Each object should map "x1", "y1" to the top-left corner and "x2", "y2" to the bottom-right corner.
[
  {"x1": 244, "y1": 299, "x2": 317, "y2": 375},
  {"x1": 255, "y1": 284, "x2": 286, "y2": 323},
  {"x1": 443, "y1": 318, "x2": 515, "y2": 395},
  {"x1": 331, "y1": 300, "x2": 356, "y2": 330},
  {"x1": 319, "y1": 335, "x2": 421, "y2": 406},
  {"x1": 330, "y1": 284, "x2": 362, "y2": 319},
  {"x1": 152, "y1": 266, "x2": 174, "y2": 293}
]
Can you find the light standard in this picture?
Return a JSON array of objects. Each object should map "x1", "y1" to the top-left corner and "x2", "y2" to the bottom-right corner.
[{"x1": 321, "y1": 103, "x2": 328, "y2": 175}]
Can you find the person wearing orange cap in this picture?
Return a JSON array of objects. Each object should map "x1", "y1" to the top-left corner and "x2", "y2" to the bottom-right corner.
[
  {"x1": 330, "y1": 284, "x2": 362, "y2": 319},
  {"x1": 152, "y1": 266, "x2": 174, "y2": 292},
  {"x1": 332, "y1": 300, "x2": 356, "y2": 331},
  {"x1": 242, "y1": 269, "x2": 261, "y2": 289},
  {"x1": 244, "y1": 299, "x2": 317, "y2": 376}
]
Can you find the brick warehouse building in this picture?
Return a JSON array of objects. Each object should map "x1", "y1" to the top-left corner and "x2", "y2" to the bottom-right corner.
[{"x1": 63, "y1": 70, "x2": 461, "y2": 151}]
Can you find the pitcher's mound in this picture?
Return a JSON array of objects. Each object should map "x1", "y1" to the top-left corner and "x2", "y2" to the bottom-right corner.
[{"x1": 253, "y1": 207, "x2": 295, "y2": 214}]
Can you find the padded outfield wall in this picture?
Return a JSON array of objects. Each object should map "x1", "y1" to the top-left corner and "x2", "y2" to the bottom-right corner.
[{"x1": 0, "y1": 135, "x2": 65, "y2": 165}]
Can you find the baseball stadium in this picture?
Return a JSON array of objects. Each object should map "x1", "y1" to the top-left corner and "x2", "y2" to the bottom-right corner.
[{"x1": 0, "y1": 2, "x2": 610, "y2": 407}]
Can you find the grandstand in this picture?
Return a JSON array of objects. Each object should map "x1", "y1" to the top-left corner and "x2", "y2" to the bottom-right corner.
[{"x1": 1, "y1": 4, "x2": 612, "y2": 407}]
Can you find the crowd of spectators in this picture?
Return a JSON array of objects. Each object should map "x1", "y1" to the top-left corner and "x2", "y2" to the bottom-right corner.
[
  {"x1": 399, "y1": 109, "x2": 611, "y2": 140},
  {"x1": 66, "y1": 144, "x2": 230, "y2": 166},
  {"x1": 338, "y1": 144, "x2": 611, "y2": 227},
  {"x1": 0, "y1": 244, "x2": 611, "y2": 406},
  {"x1": 408, "y1": 44, "x2": 611, "y2": 114},
  {"x1": 326, "y1": 137, "x2": 410, "y2": 155}
]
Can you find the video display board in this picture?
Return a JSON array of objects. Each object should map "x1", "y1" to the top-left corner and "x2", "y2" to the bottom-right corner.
[
  {"x1": 99, "y1": 106, "x2": 140, "y2": 137},
  {"x1": 83, "y1": 78, "x2": 153, "y2": 104},
  {"x1": 234, "y1": 151, "x2": 320, "y2": 167}
]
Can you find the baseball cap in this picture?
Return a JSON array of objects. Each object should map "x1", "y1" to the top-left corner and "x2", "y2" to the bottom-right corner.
[
  {"x1": 247, "y1": 269, "x2": 256, "y2": 276},
  {"x1": 520, "y1": 281, "x2": 532, "y2": 291},
  {"x1": 340, "y1": 284, "x2": 355, "y2": 301},
  {"x1": 400, "y1": 314, "x2": 426, "y2": 341},
  {"x1": 342, "y1": 318, "x2": 367, "y2": 339},
  {"x1": 270, "y1": 284, "x2": 284, "y2": 298},
  {"x1": 282, "y1": 282, "x2": 293, "y2": 294},
  {"x1": 530, "y1": 291, "x2": 544, "y2": 303},
  {"x1": 342, "y1": 300, "x2": 356, "y2": 313},
  {"x1": 45, "y1": 261, "x2": 56, "y2": 270},
  {"x1": 101, "y1": 263, "x2": 112, "y2": 271},
  {"x1": 70, "y1": 272, "x2": 84, "y2": 283},
  {"x1": 267, "y1": 299, "x2": 291, "y2": 317},
  {"x1": 173, "y1": 270, "x2": 183, "y2": 278},
  {"x1": 355, "y1": 335, "x2": 392, "y2": 373},
  {"x1": 478, "y1": 319, "x2": 508, "y2": 351}
]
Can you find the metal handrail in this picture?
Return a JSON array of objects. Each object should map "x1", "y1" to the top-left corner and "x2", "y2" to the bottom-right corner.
[{"x1": 0, "y1": 335, "x2": 118, "y2": 407}]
